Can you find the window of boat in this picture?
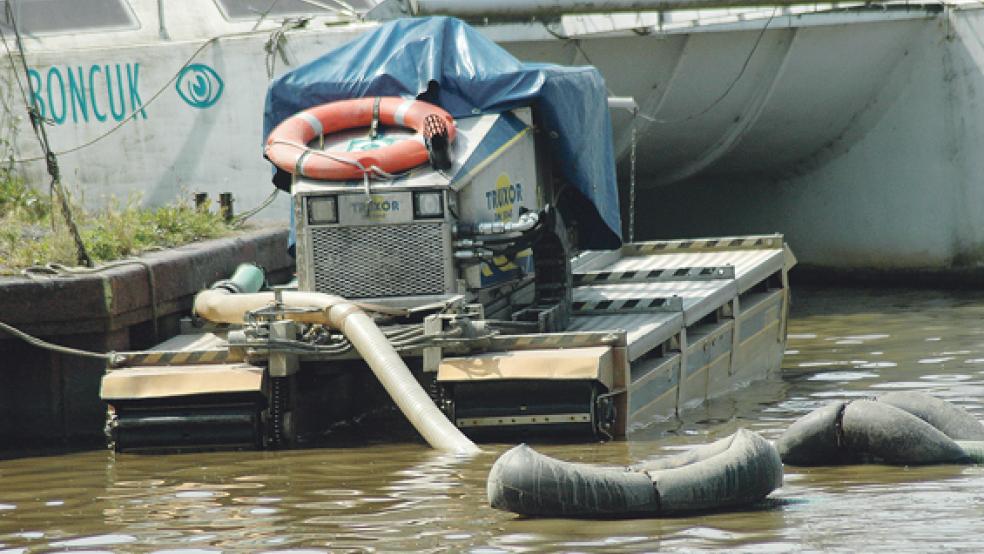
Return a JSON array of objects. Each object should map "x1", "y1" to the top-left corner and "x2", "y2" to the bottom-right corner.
[
  {"x1": 0, "y1": 0, "x2": 138, "y2": 35},
  {"x1": 214, "y1": 0, "x2": 378, "y2": 21}
]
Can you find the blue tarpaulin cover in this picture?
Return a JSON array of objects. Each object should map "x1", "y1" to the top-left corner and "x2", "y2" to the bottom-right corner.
[{"x1": 264, "y1": 16, "x2": 621, "y2": 248}]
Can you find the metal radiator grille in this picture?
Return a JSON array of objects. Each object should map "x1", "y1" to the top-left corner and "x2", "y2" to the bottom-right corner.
[{"x1": 309, "y1": 223, "x2": 447, "y2": 297}]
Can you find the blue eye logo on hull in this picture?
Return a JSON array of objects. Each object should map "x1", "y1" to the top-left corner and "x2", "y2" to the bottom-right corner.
[{"x1": 176, "y1": 64, "x2": 223, "y2": 109}]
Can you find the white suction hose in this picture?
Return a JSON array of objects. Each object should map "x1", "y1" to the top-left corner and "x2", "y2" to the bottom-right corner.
[{"x1": 194, "y1": 289, "x2": 480, "y2": 455}]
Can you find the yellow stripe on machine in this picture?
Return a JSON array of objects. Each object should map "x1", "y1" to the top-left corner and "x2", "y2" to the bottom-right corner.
[
  {"x1": 458, "y1": 126, "x2": 531, "y2": 185},
  {"x1": 437, "y1": 346, "x2": 614, "y2": 390},
  {"x1": 101, "y1": 364, "x2": 264, "y2": 400},
  {"x1": 480, "y1": 248, "x2": 532, "y2": 277}
]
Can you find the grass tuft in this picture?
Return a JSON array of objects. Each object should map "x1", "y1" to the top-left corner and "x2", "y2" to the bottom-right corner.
[{"x1": 0, "y1": 175, "x2": 235, "y2": 274}]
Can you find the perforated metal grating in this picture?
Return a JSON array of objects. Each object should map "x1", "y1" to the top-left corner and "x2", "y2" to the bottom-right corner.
[{"x1": 309, "y1": 223, "x2": 448, "y2": 298}]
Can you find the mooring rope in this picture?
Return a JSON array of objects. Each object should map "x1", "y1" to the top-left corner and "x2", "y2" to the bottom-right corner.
[
  {"x1": 0, "y1": 21, "x2": 330, "y2": 224},
  {"x1": 0, "y1": 4, "x2": 92, "y2": 266},
  {"x1": 636, "y1": 6, "x2": 778, "y2": 125},
  {"x1": 21, "y1": 257, "x2": 163, "y2": 341},
  {"x1": 6, "y1": 33, "x2": 224, "y2": 164}
]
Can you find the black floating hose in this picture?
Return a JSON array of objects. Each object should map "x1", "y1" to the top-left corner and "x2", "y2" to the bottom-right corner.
[
  {"x1": 777, "y1": 393, "x2": 984, "y2": 466},
  {"x1": 877, "y1": 391, "x2": 984, "y2": 441},
  {"x1": 487, "y1": 444, "x2": 659, "y2": 517},
  {"x1": 487, "y1": 429, "x2": 782, "y2": 518}
]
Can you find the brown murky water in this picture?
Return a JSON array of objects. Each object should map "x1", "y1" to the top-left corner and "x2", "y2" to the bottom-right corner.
[{"x1": 3, "y1": 286, "x2": 984, "y2": 553}]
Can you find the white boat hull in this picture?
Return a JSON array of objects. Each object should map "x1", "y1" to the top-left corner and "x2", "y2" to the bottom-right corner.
[{"x1": 6, "y1": 2, "x2": 983, "y2": 272}]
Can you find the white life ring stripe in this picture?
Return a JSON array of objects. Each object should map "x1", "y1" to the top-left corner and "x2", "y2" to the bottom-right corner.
[
  {"x1": 393, "y1": 99, "x2": 416, "y2": 127},
  {"x1": 295, "y1": 149, "x2": 313, "y2": 177},
  {"x1": 296, "y1": 111, "x2": 324, "y2": 138}
]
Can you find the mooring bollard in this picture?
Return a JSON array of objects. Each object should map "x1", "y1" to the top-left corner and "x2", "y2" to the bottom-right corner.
[
  {"x1": 194, "y1": 192, "x2": 209, "y2": 211},
  {"x1": 219, "y1": 192, "x2": 234, "y2": 222}
]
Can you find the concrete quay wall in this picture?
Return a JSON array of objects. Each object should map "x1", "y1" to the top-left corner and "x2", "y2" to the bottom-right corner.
[{"x1": 0, "y1": 226, "x2": 293, "y2": 452}]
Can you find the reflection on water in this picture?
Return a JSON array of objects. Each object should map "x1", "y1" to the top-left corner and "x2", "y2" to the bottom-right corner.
[{"x1": 3, "y1": 287, "x2": 984, "y2": 552}]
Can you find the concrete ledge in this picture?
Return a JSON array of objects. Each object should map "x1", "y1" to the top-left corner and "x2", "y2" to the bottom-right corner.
[
  {"x1": 0, "y1": 225, "x2": 293, "y2": 337},
  {"x1": 0, "y1": 225, "x2": 293, "y2": 451}
]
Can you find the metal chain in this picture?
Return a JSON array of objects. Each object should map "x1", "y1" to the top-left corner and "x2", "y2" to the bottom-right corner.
[{"x1": 629, "y1": 119, "x2": 637, "y2": 244}]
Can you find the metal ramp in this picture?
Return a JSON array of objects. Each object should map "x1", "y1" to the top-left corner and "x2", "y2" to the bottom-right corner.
[{"x1": 567, "y1": 234, "x2": 792, "y2": 432}]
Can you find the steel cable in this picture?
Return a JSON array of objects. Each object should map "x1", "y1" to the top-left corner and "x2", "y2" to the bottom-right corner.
[{"x1": 0, "y1": 319, "x2": 118, "y2": 363}]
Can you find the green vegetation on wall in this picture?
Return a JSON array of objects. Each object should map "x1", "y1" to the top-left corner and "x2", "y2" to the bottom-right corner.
[
  {"x1": 0, "y1": 174, "x2": 234, "y2": 274},
  {"x1": 0, "y1": 64, "x2": 237, "y2": 274}
]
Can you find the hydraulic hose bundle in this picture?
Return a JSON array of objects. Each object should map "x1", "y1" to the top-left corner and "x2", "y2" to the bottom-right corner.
[{"x1": 451, "y1": 210, "x2": 541, "y2": 263}]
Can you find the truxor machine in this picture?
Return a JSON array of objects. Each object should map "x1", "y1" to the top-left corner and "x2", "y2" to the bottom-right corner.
[
  {"x1": 100, "y1": 100, "x2": 793, "y2": 453},
  {"x1": 99, "y1": 18, "x2": 795, "y2": 453}
]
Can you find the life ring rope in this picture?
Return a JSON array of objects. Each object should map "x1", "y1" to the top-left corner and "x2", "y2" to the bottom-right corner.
[
  {"x1": 264, "y1": 97, "x2": 456, "y2": 182},
  {"x1": 266, "y1": 139, "x2": 403, "y2": 179},
  {"x1": 267, "y1": 138, "x2": 404, "y2": 199}
]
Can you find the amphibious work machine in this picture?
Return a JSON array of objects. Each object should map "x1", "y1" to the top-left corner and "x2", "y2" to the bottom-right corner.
[{"x1": 99, "y1": 18, "x2": 795, "y2": 453}]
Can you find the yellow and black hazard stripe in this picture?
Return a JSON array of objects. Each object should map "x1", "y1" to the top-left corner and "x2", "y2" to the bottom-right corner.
[
  {"x1": 574, "y1": 265, "x2": 735, "y2": 286},
  {"x1": 624, "y1": 234, "x2": 783, "y2": 255},
  {"x1": 116, "y1": 349, "x2": 236, "y2": 367},
  {"x1": 571, "y1": 296, "x2": 684, "y2": 315}
]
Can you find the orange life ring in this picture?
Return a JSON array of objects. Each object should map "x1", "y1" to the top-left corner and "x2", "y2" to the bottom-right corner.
[{"x1": 264, "y1": 97, "x2": 456, "y2": 181}]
